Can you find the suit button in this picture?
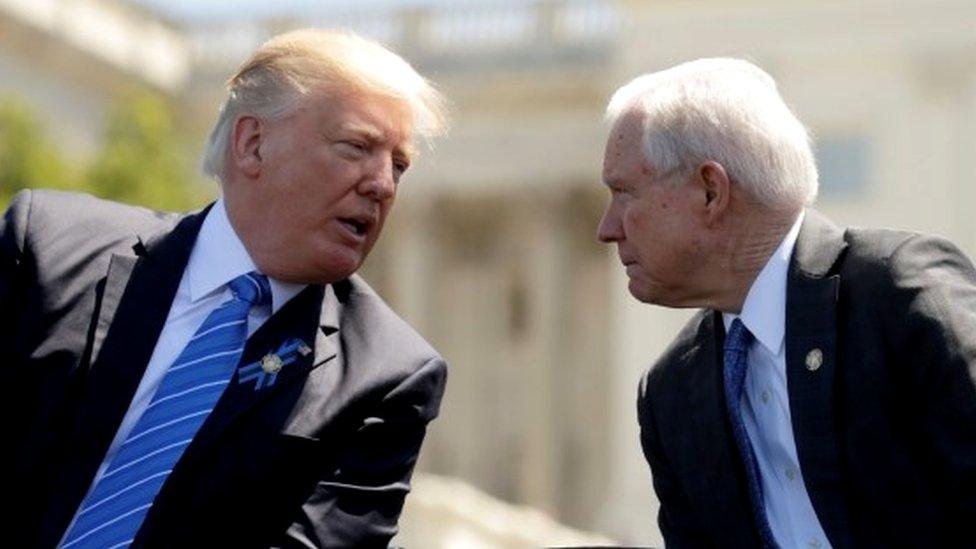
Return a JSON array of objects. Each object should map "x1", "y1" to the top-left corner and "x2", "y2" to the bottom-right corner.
[{"x1": 805, "y1": 348, "x2": 823, "y2": 371}]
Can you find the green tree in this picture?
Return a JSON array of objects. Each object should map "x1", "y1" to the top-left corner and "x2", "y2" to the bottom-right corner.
[
  {"x1": 86, "y1": 91, "x2": 210, "y2": 211},
  {"x1": 0, "y1": 97, "x2": 78, "y2": 204}
]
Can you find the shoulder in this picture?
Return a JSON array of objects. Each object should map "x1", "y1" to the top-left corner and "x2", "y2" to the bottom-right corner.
[
  {"x1": 841, "y1": 227, "x2": 976, "y2": 293},
  {"x1": 842, "y1": 227, "x2": 924, "y2": 269},
  {"x1": 2, "y1": 190, "x2": 187, "y2": 289},
  {"x1": 332, "y1": 275, "x2": 446, "y2": 375},
  {"x1": 3, "y1": 189, "x2": 182, "y2": 253},
  {"x1": 640, "y1": 309, "x2": 712, "y2": 402},
  {"x1": 832, "y1": 225, "x2": 976, "y2": 369}
]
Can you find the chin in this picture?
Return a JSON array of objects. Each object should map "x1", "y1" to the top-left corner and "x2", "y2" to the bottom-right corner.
[
  {"x1": 260, "y1": 260, "x2": 360, "y2": 285},
  {"x1": 627, "y1": 281, "x2": 656, "y2": 304},
  {"x1": 628, "y1": 280, "x2": 685, "y2": 308},
  {"x1": 297, "y1": 242, "x2": 365, "y2": 284},
  {"x1": 317, "y1": 257, "x2": 362, "y2": 284}
]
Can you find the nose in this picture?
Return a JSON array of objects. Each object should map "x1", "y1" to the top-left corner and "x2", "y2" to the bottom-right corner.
[
  {"x1": 597, "y1": 206, "x2": 623, "y2": 243},
  {"x1": 358, "y1": 157, "x2": 396, "y2": 201}
]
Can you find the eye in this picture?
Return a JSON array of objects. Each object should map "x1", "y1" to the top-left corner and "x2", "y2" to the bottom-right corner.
[
  {"x1": 391, "y1": 155, "x2": 411, "y2": 181},
  {"x1": 339, "y1": 140, "x2": 368, "y2": 155}
]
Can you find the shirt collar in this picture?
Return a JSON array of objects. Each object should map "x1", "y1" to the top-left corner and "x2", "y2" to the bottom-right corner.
[
  {"x1": 186, "y1": 198, "x2": 306, "y2": 313},
  {"x1": 723, "y1": 211, "x2": 805, "y2": 355}
]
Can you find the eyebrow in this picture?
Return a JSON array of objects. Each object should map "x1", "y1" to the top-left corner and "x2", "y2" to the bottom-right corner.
[{"x1": 341, "y1": 122, "x2": 382, "y2": 141}]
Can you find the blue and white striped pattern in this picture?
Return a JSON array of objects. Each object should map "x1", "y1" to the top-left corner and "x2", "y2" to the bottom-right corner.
[
  {"x1": 60, "y1": 272, "x2": 271, "y2": 549},
  {"x1": 724, "y1": 318, "x2": 779, "y2": 549}
]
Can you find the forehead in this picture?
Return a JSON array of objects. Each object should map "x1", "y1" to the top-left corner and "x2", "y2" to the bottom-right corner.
[
  {"x1": 300, "y1": 88, "x2": 416, "y2": 154},
  {"x1": 603, "y1": 111, "x2": 646, "y2": 178}
]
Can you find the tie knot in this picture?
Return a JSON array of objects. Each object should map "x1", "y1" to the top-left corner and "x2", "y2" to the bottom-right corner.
[
  {"x1": 725, "y1": 318, "x2": 754, "y2": 354},
  {"x1": 228, "y1": 272, "x2": 271, "y2": 306}
]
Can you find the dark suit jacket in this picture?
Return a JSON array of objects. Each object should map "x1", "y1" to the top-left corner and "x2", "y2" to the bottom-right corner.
[
  {"x1": 638, "y1": 210, "x2": 976, "y2": 548},
  {"x1": 1, "y1": 189, "x2": 447, "y2": 548}
]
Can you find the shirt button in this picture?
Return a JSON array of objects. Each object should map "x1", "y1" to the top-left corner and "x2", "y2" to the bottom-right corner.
[
  {"x1": 808, "y1": 538, "x2": 822, "y2": 548},
  {"x1": 785, "y1": 467, "x2": 797, "y2": 481},
  {"x1": 761, "y1": 390, "x2": 770, "y2": 404}
]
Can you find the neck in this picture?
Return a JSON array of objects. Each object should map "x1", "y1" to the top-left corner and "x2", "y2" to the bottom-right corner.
[{"x1": 707, "y1": 206, "x2": 800, "y2": 313}]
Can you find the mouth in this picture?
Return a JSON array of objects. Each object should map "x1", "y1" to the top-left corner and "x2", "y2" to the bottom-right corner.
[
  {"x1": 339, "y1": 218, "x2": 368, "y2": 237},
  {"x1": 336, "y1": 212, "x2": 378, "y2": 242}
]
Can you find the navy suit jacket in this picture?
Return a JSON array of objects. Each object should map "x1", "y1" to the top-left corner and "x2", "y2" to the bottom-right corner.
[
  {"x1": 638, "y1": 210, "x2": 976, "y2": 548},
  {"x1": 1, "y1": 190, "x2": 447, "y2": 548}
]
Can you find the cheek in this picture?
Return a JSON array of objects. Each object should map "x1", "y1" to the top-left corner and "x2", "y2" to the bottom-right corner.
[
  {"x1": 621, "y1": 203, "x2": 652, "y2": 245},
  {"x1": 368, "y1": 203, "x2": 395, "y2": 242},
  {"x1": 622, "y1": 201, "x2": 684, "y2": 266},
  {"x1": 376, "y1": 194, "x2": 396, "y2": 219}
]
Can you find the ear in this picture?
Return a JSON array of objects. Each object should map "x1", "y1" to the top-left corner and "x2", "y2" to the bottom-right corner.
[
  {"x1": 696, "y1": 161, "x2": 731, "y2": 227},
  {"x1": 230, "y1": 115, "x2": 264, "y2": 179}
]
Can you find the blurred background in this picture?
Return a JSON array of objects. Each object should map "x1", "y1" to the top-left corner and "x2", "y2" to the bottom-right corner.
[{"x1": 3, "y1": 0, "x2": 975, "y2": 546}]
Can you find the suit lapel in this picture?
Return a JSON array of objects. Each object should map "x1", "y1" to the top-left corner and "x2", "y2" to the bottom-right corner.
[
  {"x1": 40, "y1": 209, "x2": 208, "y2": 547},
  {"x1": 182, "y1": 282, "x2": 341, "y2": 458},
  {"x1": 684, "y1": 311, "x2": 761, "y2": 544},
  {"x1": 785, "y1": 210, "x2": 853, "y2": 545},
  {"x1": 135, "y1": 280, "x2": 342, "y2": 544}
]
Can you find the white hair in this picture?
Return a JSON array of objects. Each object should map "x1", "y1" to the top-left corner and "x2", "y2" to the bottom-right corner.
[
  {"x1": 201, "y1": 29, "x2": 449, "y2": 183},
  {"x1": 606, "y1": 58, "x2": 818, "y2": 209}
]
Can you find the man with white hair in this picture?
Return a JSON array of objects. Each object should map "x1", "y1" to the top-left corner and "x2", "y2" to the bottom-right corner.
[
  {"x1": 598, "y1": 58, "x2": 976, "y2": 547},
  {"x1": 2, "y1": 29, "x2": 448, "y2": 547}
]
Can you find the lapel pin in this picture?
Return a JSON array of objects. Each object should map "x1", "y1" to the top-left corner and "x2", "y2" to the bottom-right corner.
[
  {"x1": 805, "y1": 348, "x2": 823, "y2": 372},
  {"x1": 238, "y1": 337, "x2": 310, "y2": 391},
  {"x1": 261, "y1": 353, "x2": 284, "y2": 374}
]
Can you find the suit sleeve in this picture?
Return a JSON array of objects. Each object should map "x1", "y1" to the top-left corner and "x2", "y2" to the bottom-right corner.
[
  {"x1": 0, "y1": 190, "x2": 32, "y2": 365},
  {"x1": 638, "y1": 373, "x2": 710, "y2": 548},
  {"x1": 276, "y1": 355, "x2": 448, "y2": 548},
  {"x1": 888, "y1": 234, "x2": 976, "y2": 520}
]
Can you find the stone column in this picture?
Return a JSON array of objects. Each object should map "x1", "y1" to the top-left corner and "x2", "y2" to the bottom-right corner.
[
  {"x1": 516, "y1": 190, "x2": 569, "y2": 515},
  {"x1": 388, "y1": 196, "x2": 438, "y2": 333}
]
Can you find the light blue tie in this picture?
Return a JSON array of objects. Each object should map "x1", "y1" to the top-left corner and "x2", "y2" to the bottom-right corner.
[
  {"x1": 724, "y1": 318, "x2": 779, "y2": 549},
  {"x1": 60, "y1": 272, "x2": 271, "y2": 549}
]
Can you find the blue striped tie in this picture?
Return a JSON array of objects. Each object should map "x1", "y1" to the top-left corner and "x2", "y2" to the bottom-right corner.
[
  {"x1": 60, "y1": 272, "x2": 271, "y2": 549},
  {"x1": 724, "y1": 318, "x2": 779, "y2": 549}
]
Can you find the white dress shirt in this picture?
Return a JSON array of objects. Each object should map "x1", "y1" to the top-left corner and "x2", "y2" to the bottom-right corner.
[
  {"x1": 722, "y1": 211, "x2": 832, "y2": 549},
  {"x1": 63, "y1": 199, "x2": 305, "y2": 538}
]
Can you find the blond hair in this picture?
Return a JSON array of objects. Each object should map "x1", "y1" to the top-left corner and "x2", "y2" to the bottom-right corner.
[{"x1": 202, "y1": 29, "x2": 449, "y2": 182}]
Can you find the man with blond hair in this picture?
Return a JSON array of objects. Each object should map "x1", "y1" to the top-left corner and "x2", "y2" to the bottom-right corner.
[
  {"x1": 598, "y1": 58, "x2": 976, "y2": 547},
  {"x1": 2, "y1": 29, "x2": 448, "y2": 547}
]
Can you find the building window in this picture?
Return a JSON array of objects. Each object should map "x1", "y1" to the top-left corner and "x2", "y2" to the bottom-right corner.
[{"x1": 816, "y1": 135, "x2": 870, "y2": 194}]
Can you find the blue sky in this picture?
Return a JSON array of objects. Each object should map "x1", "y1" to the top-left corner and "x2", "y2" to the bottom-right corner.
[{"x1": 130, "y1": 0, "x2": 529, "y2": 22}]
